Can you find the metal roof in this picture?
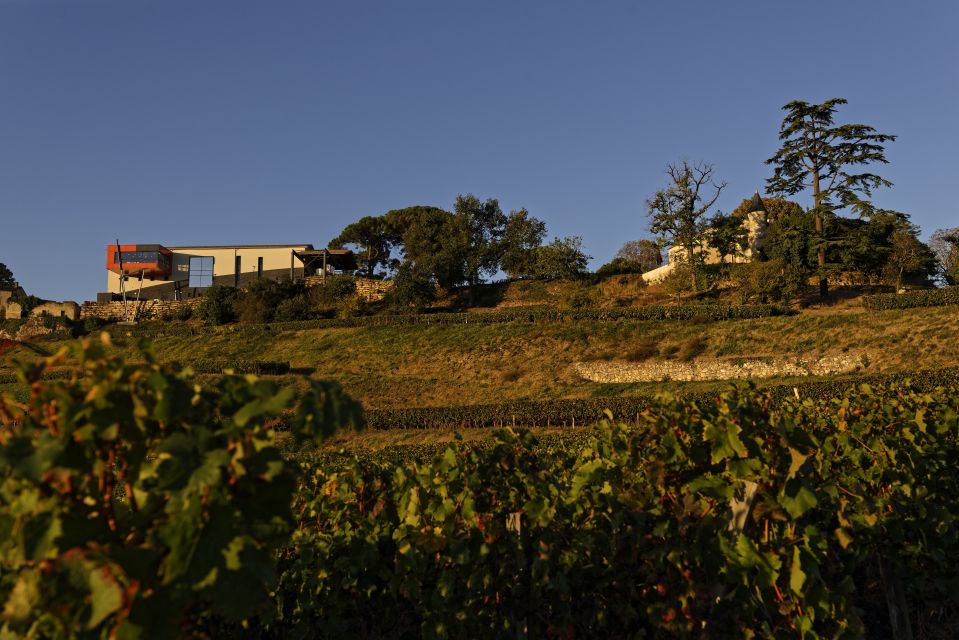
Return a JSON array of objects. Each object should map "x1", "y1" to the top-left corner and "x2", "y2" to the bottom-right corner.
[
  {"x1": 747, "y1": 192, "x2": 767, "y2": 213},
  {"x1": 165, "y1": 244, "x2": 315, "y2": 250}
]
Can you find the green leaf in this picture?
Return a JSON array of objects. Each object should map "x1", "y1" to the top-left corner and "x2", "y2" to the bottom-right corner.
[
  {"x1": 2, "y1": 570, "x2": 40, "y2": 623},
  {"x1": 780, "y1": 479, "x2": 818, "y2": 519},
  {"x1": 789, "y1": 546, "x2": 806, "y2": 596},
  {"x1": 787, "y1": 447, "x2": 809, "y2": 480},
  {"x1": 87, "y1": 564, "x2": 124, "y2": 629}
]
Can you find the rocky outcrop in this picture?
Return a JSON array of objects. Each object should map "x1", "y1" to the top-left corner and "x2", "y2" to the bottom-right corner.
[{"x1": 575, "y1": 353, "x2": 867, "y2": 383}]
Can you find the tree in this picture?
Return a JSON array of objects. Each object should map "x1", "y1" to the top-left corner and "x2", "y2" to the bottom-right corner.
[
  {"x1": 389, "y1": 262, "x2": 437, "y2": 309},
  {"x1": 0, "y1": 263, "x2": 15, "y2": 287},
  {"x1": 707, "y1": 211, "x2": 749, "y2": 268},
  {"x1": 884, "y1": 230, "x2": 937, "y2": 290},
  {"x1": 384, "y1": 206, "x2": 468, "y2": 290},
  {"x1": 453, "y1": 194, "x2": 508, "y2": 288},
  {"x1": 330, "y1": 216, "x2": 397, "y2": 278},
  {"x1": 531, "y1": 236, "x2": 591, "y2": 280},
  {"x1": 500, "y1": 208, "x2": 547, "y2": 279},
  {"x1": 762, "y1": 207, "x2": 815, "y2": 299},
  {"x1": 930, "y1": 228, "x2": 959, "y2": 285},
  {"x1": 614, "y1": 240, "x2": 663, "y2": 273},
  {"x1": 766, "y1": 98, "x2": 896, "y2": 298},
  {"x1": 647, "y1": 161, "x2": 726, "y2": 291}
]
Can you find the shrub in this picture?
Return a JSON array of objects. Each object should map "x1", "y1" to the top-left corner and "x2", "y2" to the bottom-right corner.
[
  {"x1": 388, "y1": 263, "x2": 436, "y2": 309},
  {"x1": 309, "y1": 276, "x2": 357, "y2": 317},
  {"x1": 731, "y1": 259, "x2": 806, "y2": 304},
  {"x1": 196, "y1": 285, "x2": 238, "y2": 325},
  {"x1": 676, "y1": 335, "x2": 707, "y2": 361},
  {"x1": 173, "y1": 304, "x2": 194, "y2": 321},
  {"x1": 82, "y1": 315, "x2": 106, "y2": 334},
  {"x1": 234, "y1": 278, "x2": 305, "y2": 324},
  {"x1": 274, "y1": 294, "x2": 313, "y2": 322},
  {"x1": 563, "y1": 283, "x2": 598, "y2": 309},
  {"x1": 624, "y1": 338, "x2": 658, "y2": 362},
  {"x1": 595, "y1": 257, "x2": 646, "y2": 277}
]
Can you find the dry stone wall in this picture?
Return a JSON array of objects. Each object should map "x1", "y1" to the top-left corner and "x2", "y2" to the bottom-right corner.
[
  {"x1": 575, "y1": 353, "x2": 867, "y2": 383},
  {"x1": 302, "y1": 276, "x2": 393, "y2": 302},
  {"x1": 81, "y1": 298, "x2": 203, "y2": 321}
]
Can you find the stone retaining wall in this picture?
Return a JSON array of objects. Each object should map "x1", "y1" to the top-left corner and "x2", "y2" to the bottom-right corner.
[
  {"x1": 574, "y1": 353, "x2": 867, "y2": 383},
  {"x1": 81, "y1": 298, "x2": 203, "y2": 321},
  {"x1": 354, "y1": 278, "x2": 393, "y2": 302},
  {"x1": 302, "y1": 276, "x2": 393, "y2": 302}
]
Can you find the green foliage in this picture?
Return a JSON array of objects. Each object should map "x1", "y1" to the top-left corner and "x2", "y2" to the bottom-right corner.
[
  {"x1": 185, "y1": 360, "x2": 291, "y2": 375},
  {"x1": 274, "y1": 295, "x2": 313, "y2": 322},
  {"x1": 196, "y1": 285, "x2": 238, "y2": 326},
  {"x1": 659, "y1": 262, "x2": 717, "y2": 298},
  {"x1": 113, "y1": 303, "x2": 789, "y2": 341},
  {"x1": 731, "y1": 259, "x2": 806, "y2": 304},
  {"x1": 595, "y1": 256, "x2": 647, "y2": 277},
  {"x1": 389, "y1": 263, "x2": 437, "y2": 310},
  {"x1": 329, "y1": 215, "x2": 397, "y2": 278},
  {"x1": 454, "y1": 194, "x2": 508, "y2": 287},
  {"x1": 561, "y1": 282, "x2": 598, "y2": 309},
  {"x1": 500, "y1": 209, "x2": 547, "y2": 279},
  {"x1": 234, "y1": 278, "x2": 304, "y2": 324},
  {"x1": 708, "y1": 210, "x2": 749, "y2": 266},
  {"x1": 766, "y1": 98, "x2": 896, "y2": 296},
  {"x1": 307, "y1": 276, "x2": 357, "y2": 319},
  {"x1": 270, "y1": 378, "x2": 959, "y2": 637},
  {"x1": 82, "y1": 315, "x2": 107, "y2": 334},
  {"x1": 172, "y1": 304, "x2": 193, "y2": 322},
  {"x1": 385, "y1": 206, "x2": 467, "y2": 290},
  {"x1": 529, "y1": 236, "x2": 591, "y2": 280},
  {"x1": 862, "y1": 286, "x2": 959, "y2": 310},
  {"x1": 0, "y1": 264, "x2": 15, "y2": 288},
  {"x1": 0, "y1": 337, "x2": 363, "y2": 638}
]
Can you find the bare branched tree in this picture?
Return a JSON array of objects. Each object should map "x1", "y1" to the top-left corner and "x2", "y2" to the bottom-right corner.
[{"x1": 647, "y1": 160, "x2": 726, "y2": 290}]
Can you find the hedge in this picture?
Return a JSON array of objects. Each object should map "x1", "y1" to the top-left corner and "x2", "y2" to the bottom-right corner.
[
  {"x1": 862, "y1": 286, "x2": 959, "y2": 310},
  {"x1": 110, "y1": 303, "x2": 791, "y2": 339},
  {"x1": 186, "y1": 359, "x2": 291, "y2": 375}
]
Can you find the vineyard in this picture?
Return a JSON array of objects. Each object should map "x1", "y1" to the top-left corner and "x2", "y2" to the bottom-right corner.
[
  {"x1": 106, "y1": 303, "x2": 789, "y2": 340},
  {"x1": 862, "y1": 286, "x2": 959, "y2": 310},
  {"x1": 2, "y1": 340, "x2": 958, "y2": 638}
]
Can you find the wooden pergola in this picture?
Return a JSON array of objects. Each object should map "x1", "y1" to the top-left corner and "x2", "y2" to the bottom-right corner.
[{"x1": 292, "y1": 248, "x2": 358, "y2": 280}]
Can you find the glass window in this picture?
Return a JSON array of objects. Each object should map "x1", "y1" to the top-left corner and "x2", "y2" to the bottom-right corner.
[
  {"x1": 188, "y1": 256, "x2": 214, "y2": 288},
  {"x1": 114, "y1": 251, "x2": 160, "y2": 264}
]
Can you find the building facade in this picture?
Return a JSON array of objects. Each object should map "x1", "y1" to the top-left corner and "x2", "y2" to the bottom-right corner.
[{"x1": 102, "y1": 243, "x2": 356, "y2": 301}]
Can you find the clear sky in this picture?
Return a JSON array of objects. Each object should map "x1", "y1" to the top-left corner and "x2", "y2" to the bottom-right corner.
[{"x1": 1, "y1": 0, "x2": 956, "y2": 301}]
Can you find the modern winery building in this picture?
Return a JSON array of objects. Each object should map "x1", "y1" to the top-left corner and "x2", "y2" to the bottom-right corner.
[{"x1": 101, "y1": 243, "x2": 356, "y2": 302}]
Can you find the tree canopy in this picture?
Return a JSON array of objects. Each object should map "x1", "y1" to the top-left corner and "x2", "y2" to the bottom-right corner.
[
  {"x1": 0, "y1": 263, "x2": 15, "y2": 288},
  {"x1": 329, "y1": 216, "x2": 398, "y2": 278},
  {"x1": 766, "y1": 98, "x2": 896, "y2": 297}
]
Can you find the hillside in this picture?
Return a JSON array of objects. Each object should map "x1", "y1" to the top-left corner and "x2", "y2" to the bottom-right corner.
[{"x1": 4, "y1": 304, "x2": 956, "y2": 411}]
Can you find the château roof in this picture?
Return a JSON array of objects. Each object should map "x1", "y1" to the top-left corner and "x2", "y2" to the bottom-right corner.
[{"x1": 747, "y1": 192, "x2": 767, "y2": 213}]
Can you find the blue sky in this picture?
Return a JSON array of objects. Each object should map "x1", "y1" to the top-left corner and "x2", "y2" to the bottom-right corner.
[{"x1": 1, "y1": 0, "x2": 957, "y2": 301}]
